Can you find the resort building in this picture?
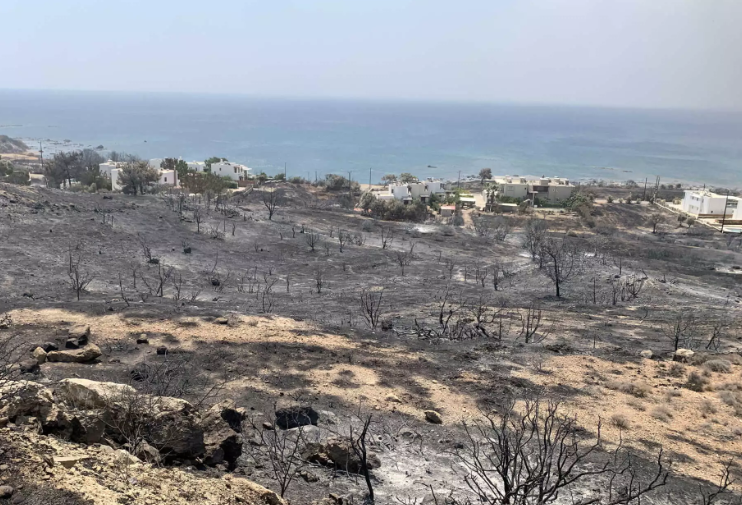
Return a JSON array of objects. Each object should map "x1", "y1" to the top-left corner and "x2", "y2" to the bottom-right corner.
[
  {"x1": 485, "y1": 176, "x2": 575, "y2": 205},
  {"x1": 681, "y1": 190, "x2": 741, "y2": 218}
]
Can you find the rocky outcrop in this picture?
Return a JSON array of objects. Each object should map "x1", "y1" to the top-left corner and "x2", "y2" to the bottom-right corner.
[
  {"x1": 47, "y1": 344, "x2": 101, "y2": 363},
  {"x1": 2, "y1": 379, "x2": 244, "y2": 469},
  {"x1": 275, "y1": 406, "x2": 319, "y2": 429},
  {"x1": 302, "y1": 438, "x2": 381, "y2": 474}
]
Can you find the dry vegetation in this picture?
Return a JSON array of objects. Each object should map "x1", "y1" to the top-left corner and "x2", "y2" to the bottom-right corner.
[{"x1": 1, "y1": 180, "x2": 742, "y2": 504}]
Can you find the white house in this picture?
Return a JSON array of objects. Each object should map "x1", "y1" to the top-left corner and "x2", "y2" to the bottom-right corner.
[
  {"x1": 490, "y1": 176, "x2": 574, "y2": 204},
  {"x1": 382, "y1": 179, "x2": 447, "y2": 204},
  {"x1": 210, "y1": 161, "x2": 250, "y2": 181},
  {"x1": 187, "y1": 161, "x2": 207, "y2": 172},
  {"x1": 682, "y1": 190, "x2": 740, "y2": 218}
]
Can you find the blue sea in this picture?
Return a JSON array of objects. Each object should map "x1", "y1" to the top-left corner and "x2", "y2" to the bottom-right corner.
[{"x1": 1, "y1": 89, "x2": 741, "y2": 186}]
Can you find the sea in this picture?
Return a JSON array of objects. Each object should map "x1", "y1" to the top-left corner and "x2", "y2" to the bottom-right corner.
[{"x1": 1, "y1": 89, "x2": 741, "y2": 187}]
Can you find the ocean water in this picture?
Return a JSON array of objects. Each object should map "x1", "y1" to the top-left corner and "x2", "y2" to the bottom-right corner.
[{"x1": 1, "y1": 89, "x2": 741, "y2": 186}]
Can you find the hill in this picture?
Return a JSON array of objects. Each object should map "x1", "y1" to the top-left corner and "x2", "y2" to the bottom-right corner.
[{"x1": 0, "y1": 135, "x2": 29, "y2": 154}]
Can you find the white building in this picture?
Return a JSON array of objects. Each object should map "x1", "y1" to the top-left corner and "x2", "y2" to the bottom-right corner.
[
  {"x1": 187, "y1": 161, "x2": 207, "y2": 172},
  {"x1": 489, "y1": 176, "x2": 574, "y2": 204},
  {"x1": 382, "y1": 179, "x2": 447, "y2": 204},
  {"x1": 682, "y1": 190, "x2": 740, "y2": 218},
  {"x1": 210, "y1": 161, "x2": 250, "y2": 181}
]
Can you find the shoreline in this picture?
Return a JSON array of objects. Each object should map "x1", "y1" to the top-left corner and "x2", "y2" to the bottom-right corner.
[{"x1": 6, "y1": 134, "x2": 735, "y2": 191}]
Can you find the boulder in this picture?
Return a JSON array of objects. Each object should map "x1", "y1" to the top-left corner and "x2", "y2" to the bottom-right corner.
[
  {"x1": 113, "y1": 449, "x2": 139, "y2": 467},
  {"x1": 0, "y1": 486, "x2": 13, "y2": 499},
  {"x1": 136, "y1": 334, "x2": 149, "y2": 345},
  {"x1": 130, "y1": 362, "x2": 151, "y2": 382},
  {"x1": 640, "y1": 350, "x2": 653, "y2": 359},
  {"x1": 134, "y1": 441, "x2": 161, "y2": 464},
  {"x1": 0, "y1": 381, "x2": 56, "y2": 422},
  {"x1": 32, "y1": 347, "x2": 47, "y2": 364},
  {"x1": 424, "y1": 410, "x2": 443, "y2": 424},
  {"x1": 68, "y1": 411, "x2": 106, "y2": 444},
  {"x1": 213, "y1": 400, "x2": 246, "y2": 433},
  {"x1": 65, "y1": 338, "x2": 80, "y2": 350},
  {"x1": 275, "y1": 406, "x2": 319, "y2": 429},
  {"x1": 47, "y1": 344, "x2": 101, "y2": 363},
  {"x1": 41, "y1": 342, "x2": 58, "y2": 353},
  {"x1": 326, "y1": 438, "x2": 381, "y2": 472},
  {"x1": 385, "y1": 394, "x2": 402, "y2": 403},
  {"x1": 19, "y1": 359, "x2": 39, "y2": 374},
  {"x1": 58, "y1": 379, "x2": 136, "y2": 409},
  {"x1": 156, "y1": 346, "x2": 168, "y2": 355},
  {"x1": 68, "y1": 326, "x2": 90, "y2": 346},
  {"x1": 202, "y1": 402, "x2": 244, "y2": 468},
  {"x1": 673, "y1": 349, "x2": 694, "y2": 363}
]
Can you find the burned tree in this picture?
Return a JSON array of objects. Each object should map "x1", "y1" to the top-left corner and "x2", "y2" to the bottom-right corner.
[
  {"x1": 68, "y1": 244, "x2": 93, "y2": 301},
  {"x1": 262, "y1": 188, "x2": 281, "y2": 220},
  {"x1": 380, "y1": 226, "x2": 395, "y2": 249},
  {"x1": 305, "y1": 230, "x2": 321, "y2": 252},
  {"x1": 522, "y1": 218, "x2": 548, "y2": 263},
  {"x1": 394, "y1": 242, "x2": 416, "y2": 276},
  {"x1": 360, "y1": 288, "x2": 385, "y2": 329},
  {"x1": 454, "y1": 399, "x2": 668, "y2": 505},
  {"x1": 540, "y1": 238, "x2": 580, "y2": 298},
  {"x1": 663, "y1": 309, "x2": 699, "y2": 351}
]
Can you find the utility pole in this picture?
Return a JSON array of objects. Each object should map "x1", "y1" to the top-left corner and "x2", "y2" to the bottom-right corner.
[
  {"x1": 457, "y1": 170, "x2": 461, "y2": 189},
  {"x1": 721, "y1": 190, "x2": 730, "y2": 233},
  {"x1": 39, "y1": 141, "x2": 46, "y2": 187},
  {"x1": 368, "y1": 167, "x2": 372, "y2": 188},
  {"x1": 315, "y1": 170, "x2": 317, "y2": 183},
  {"x1": 348, "y1": 171, "x2": 353, "y2": 204},
  {"x1": 643, "y1": 178, "x2": 648, "y2": 201},
  {"x1": 284, "y1": 162, "x2": 287, "y2": 180}
]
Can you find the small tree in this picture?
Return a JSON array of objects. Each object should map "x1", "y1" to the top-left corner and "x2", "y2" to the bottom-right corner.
[
  {"x1": 540, "y1": 238, "x2": 580, "y2": 298},
  {"x1": 360, "y1": 288, "x2": 384, "y2": 329},
  {"x1": 647, "y1": 212, "x2": 665, "y2": 233},
  {"x1": 68, "y1": 244, "x2": 93, "y2": 300},
  {"x1": 359, "y1": 192, "x2": 376, "y2": 214},
  {"x1": 119, "y1": 161, "x2": 159, "y2": 195},
  {"x1": 394, "y1": 242, "x2": 416, "y2": 276},
  {"x1": 454, "y1": 399, "x2": 668, "y2": 505},
  {"x1": 380, "y1": 226, "x2": 395, "y2": 249},
  {"x1": 262, "y1": 188, "x2": 281, "y2": 220},
  {"x1": 305, "y1": 231, "x2": 321, "y2": 252},
  {"x1": 522, "y1": 219, "x2": 548, "y2": 263},
  {"x1": 381, "y1": 174, "x2": 397, "y2": 186},
  {"x1": 663, "y1": 309, "x2": 698, "y2": 350},
  {"x1": 399, "y1": 172, "x2": 417, "y2": 183},
  {"x1": 479, "y1": 168, "x2": 492, "y2": 184}
]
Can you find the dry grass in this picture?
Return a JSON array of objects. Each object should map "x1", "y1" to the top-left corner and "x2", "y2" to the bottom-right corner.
[
  {"x1": 626, "y1": 397, "x2": 646, "y2": 411},
  {"x1": 668, "y1": 362, "x2": 686, "y2": 378},
  {"x1": 605, "y1": 380, "x2": 651, "y2": 398},
  {"x1": 700, "y1": 399, "x2": 718, "y2": 416},
  {"x1": 651, "y1": 405, "x2": 673, "y2": 423},
  {"x1": 611, "y1": 413, "x2": 631, "y2": 430},
  {"x1": 685, "y1": 371, "x2": 711, "y2": 392},
  {"x1": 703, "y1": 359, "x2": 733, "y2": 374}
]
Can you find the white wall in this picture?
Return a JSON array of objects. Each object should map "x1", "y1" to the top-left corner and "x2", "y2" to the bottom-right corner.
[
  {"x1": 111, "y1": 169, "x2": 121, "y2": 191},
  {"x1": 211, "y1": 161, "x2": 249, "y2": 181}
]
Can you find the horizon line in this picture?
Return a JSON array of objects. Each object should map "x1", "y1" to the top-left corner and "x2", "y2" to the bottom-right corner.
[{"x1": 3, "y1": 87, "x2": 741, "y2": 115}]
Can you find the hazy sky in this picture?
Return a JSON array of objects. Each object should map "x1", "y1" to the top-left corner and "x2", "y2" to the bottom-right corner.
[{"x1": 3, "y1": 0, "x2": 741, "y2": 109}]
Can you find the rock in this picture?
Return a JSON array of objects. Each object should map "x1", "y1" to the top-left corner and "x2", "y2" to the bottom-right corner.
[
  {"x1": 319, "y1": 410, "x2": 338, "y2": 425},
  {"x1": 640, "y1": 350, "x2": 653, "y2": 359},
  {"x1": 130, "y1": 362, "x2": 151, "y2": 382},
  {"x1": 136, "y1": 334, "x2": 149, "y2": 344},
  {"x1": 214, "y1": 317, "x2": 230, "y2": 325},
  {"x1": 424, "y1": 410, "x2": 443, "y2": 424},
  {"x1": 58, "y1": 378, "x2": 137, "y2": 409},
  {"x1": 275, "y1": 406, "x2": 319, "y2": 429},
  {"x1": 0, "y1": 381, "x2": 56, "y2": 422},
  {"x1": 156, "y1": 346, "x2": 168, "y2": 355},
  {"x1": 54, "y1": 456, "x2": 85, "y2": 469},
  {"x1": 65, "y1": 338, "x2": 80, "y2": 350},
  {"x1": 47, "y1": 344, "x2": 101, "y2": 363},
  {"x1": 673, "y1": 349, "x2": 695, "y2": 363},
  {"x1": 324, "y1": 438, "x2": 381, "y2": 473},
  {"x1": 41, "y1": 342, "x2": 58, "y2": 353},
  {"x1": 68, "y1": 326, "x2": 90, "y2": 343},
  {"x1": 300, "y1": 470, "x2": 319, "y2": 482},
  {"x1": 385, "y1": 394, "x2": 402, "y2": 403},
  {"x1": 301, "y1": 442, "x2": 333, "y2": 467},
  {"x1": 202, "y1": 402, "x2": 244, "y2": 468},
  {"x1": 32, "y1": 347, "x2": 47, "y2": 364},
  {"x1": 0, "y1": 485, "x2": 13, "y2": 499},
  {"x1": 214, "y1": 400, "x2": 246, "y2": 433},
  {"x1": 262, "y1": 421, "x2": 275, "y2": 431},
  {"x1": 134, "y1": 441, "x2": 161, "y2": 464},
  {"x1": 19, "y1": 359, "x2": 39, "y2": 374},
  {"x1": 113, "y1": 449, "x2": 139, "y2": 467},
  {"x1": 68, "y1": 412, "x2": 106, "y2": 444}
]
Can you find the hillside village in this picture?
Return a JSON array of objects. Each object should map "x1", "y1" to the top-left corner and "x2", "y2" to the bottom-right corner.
[{"x1": 1, "y1": 138, "x2": 742, "y2": 504}]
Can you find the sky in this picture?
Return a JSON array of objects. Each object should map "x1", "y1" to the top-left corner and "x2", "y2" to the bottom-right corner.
[{"x1": 2, "y1": 0, "x2": 741, "y2": 110}]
